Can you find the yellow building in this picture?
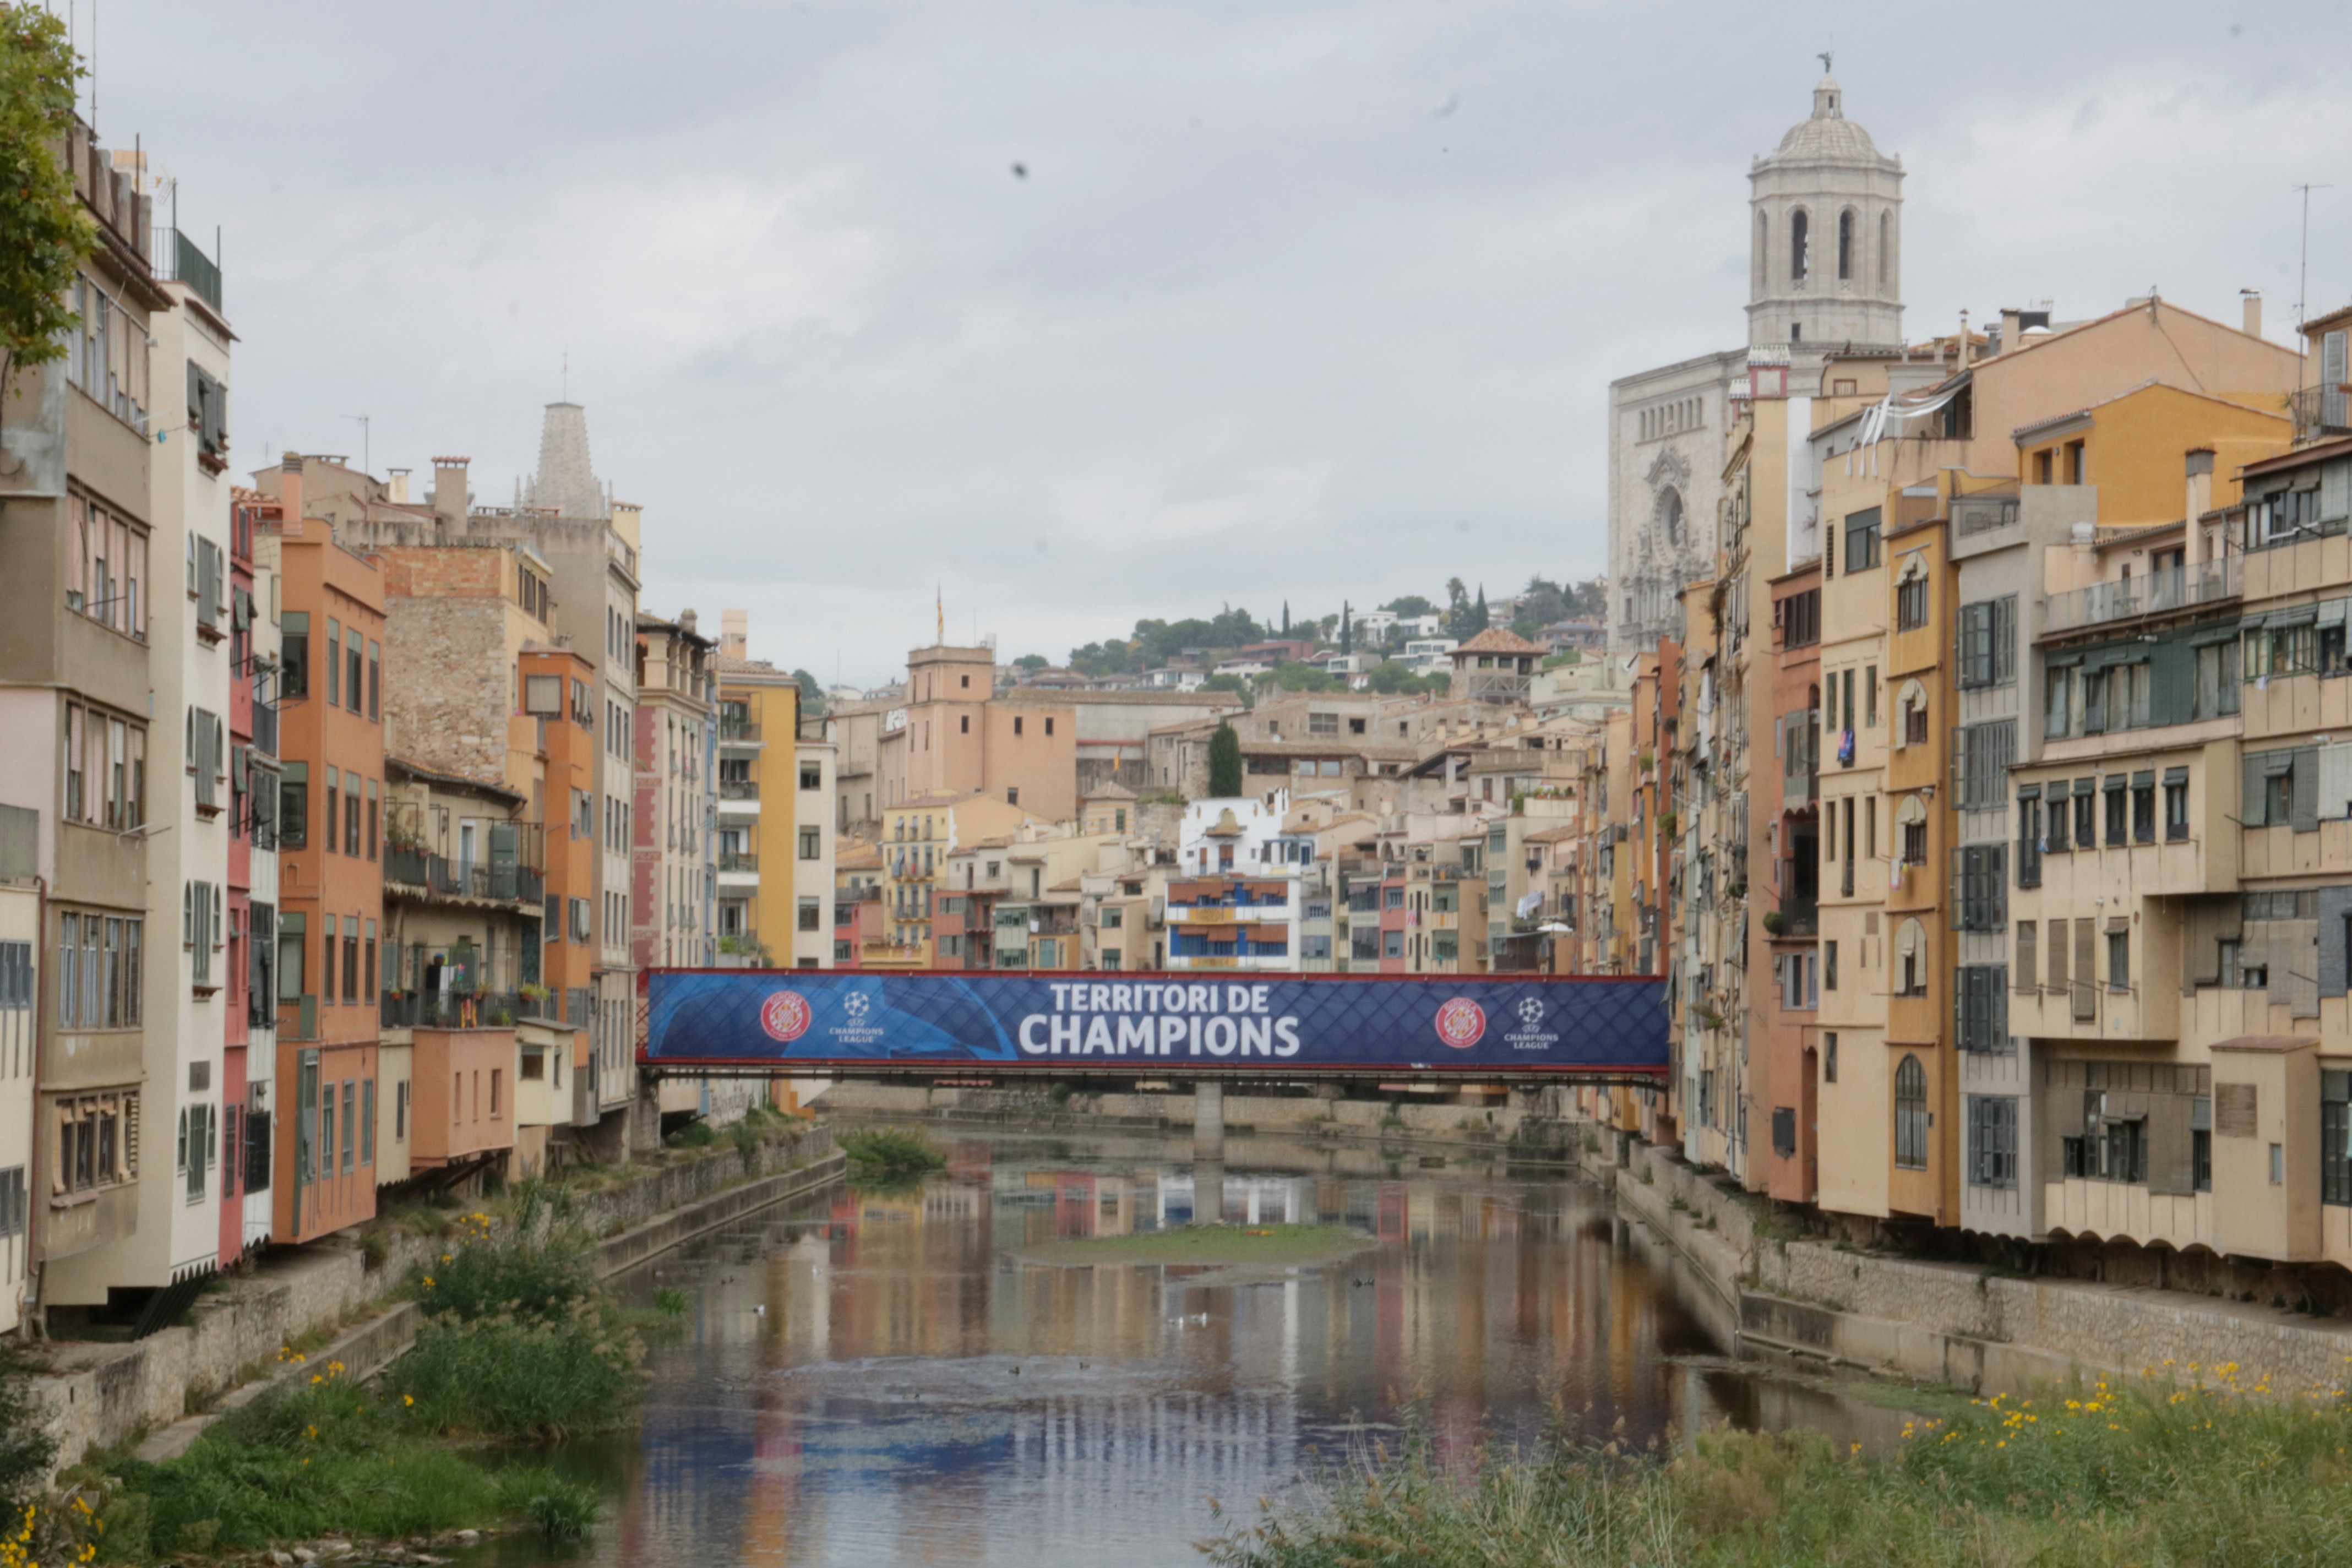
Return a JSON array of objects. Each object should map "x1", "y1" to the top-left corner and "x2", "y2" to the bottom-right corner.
[{"x1": 876, "y1": 792, "x2": 1032, "y2": 967}]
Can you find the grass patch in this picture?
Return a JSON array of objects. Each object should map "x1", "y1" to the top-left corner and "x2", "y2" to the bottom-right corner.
[
  {"x1": 91, "y1": 1184, "x2": 638, "y2": 1556},
  {"x1": 839, "y1": 1124, "x2": 949, "y2": 1180},
  {"x1": 1207, "y1": 1373, "x2": 2352, "y2": 1566},
  {"x1": 1011, "y1": 1223, "x2": 1371, "y2": 1271}
]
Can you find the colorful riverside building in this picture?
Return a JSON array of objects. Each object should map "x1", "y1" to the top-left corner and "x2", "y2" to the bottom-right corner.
[
  {"x1": 225, "y1": 492, "x2": 282, "y2": 1262},
  {"x1": 257, "y1": 462, "x2": 383, "y2": 1242}
]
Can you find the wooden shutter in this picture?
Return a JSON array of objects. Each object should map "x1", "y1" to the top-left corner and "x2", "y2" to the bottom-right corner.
[
  {"x1": 2294, "y1": 748, "x2": 2321, "y2": 832},
  {"x1": 2073, "y1": 919, "x2": 2097, "y2": 1019},
  {"x1": 2244, "y1": 750, "x2": 2268, "y2": 828},
  {"x1": 2048, "y1": 917, "x2": 2068, "y2": 995}
]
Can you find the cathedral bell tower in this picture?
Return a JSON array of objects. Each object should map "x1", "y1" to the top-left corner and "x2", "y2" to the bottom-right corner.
[{"x1": 1747, "y1": 58, "x2": 1904, "y2": 352}]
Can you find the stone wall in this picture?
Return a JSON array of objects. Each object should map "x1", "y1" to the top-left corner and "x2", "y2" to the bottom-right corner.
[
  {"x1": 382, "y1": 591, "x2": 511, "y2": 787},
  {"x1": 28, "y1": 1123, "x2": 837, "y2": 1473}
]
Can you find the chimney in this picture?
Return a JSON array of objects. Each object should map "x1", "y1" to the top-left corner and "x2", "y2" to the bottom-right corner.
[
  {"x1": 722, "y1": 609, "x2": 749, "y2": 661},
  {"x1": 431, "y1": 456, "x2": 471, "y2": 524},
  {"x1": 1999, "y1": 307, "x2": 2022, "y2": 356},
  {"x1": 280, "y1": 453, "x2": 304, "y2": 528},
  {"x1": 2184, "y1": 449, "x2": 2215, "y2": 567},
  {"x1": 1957, "y1": 309, "x2": 1971, "y2": 369},
  {"x1": 2242, "y1": 289, "x2": 2263, "y2": 340},
  {"x1": 386, "y1": 467, "x2": 411, "y2": 504}
]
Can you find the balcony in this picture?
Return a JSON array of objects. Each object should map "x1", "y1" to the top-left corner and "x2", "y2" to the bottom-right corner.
[
  {"x1": 249, "y1": 678, "x2": 279, "y2": 759},
  {"x1": 1777, "y1": 897, "x2": 1818, "y2": 938},
  {"x1": 718, "y1": 851, "x2": 759, "y2": 874},
  {"x1": 2294, "y1": 385, "x2": 2352, "y2": 447},
  {"x1": 718, "y1": 779, "x2": 759, "y2": 801},
  {"x1": 380, "y1": 990, "x2": 533, "y2": 1030},
  {"x1": 151, "y1": 225, "x2": 224, "y2": 314},
  {"x1": 384, "y1": 847, "x2": 543, "y2": 907},
  {"x1": 2041, "y1": 557, "x2": 2242, "y2": 636},
  {"x1": 720, "y1": 720, "x2": 763, "y2": 747}
]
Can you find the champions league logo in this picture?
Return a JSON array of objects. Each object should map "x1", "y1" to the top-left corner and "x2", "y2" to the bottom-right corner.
[
  {"x1": 1516, "y1": 997, "x2": 1547, "y2": 1027},
  {"x1": 843, "y1": 992, "x2": 872, "y2": 1021},
  {"x1": 1505, "y1": 992, "x2": 1561, "y2": 1052},
  {"x1": 760, "y1": 991, "x2": 813, "y2": 1043}
]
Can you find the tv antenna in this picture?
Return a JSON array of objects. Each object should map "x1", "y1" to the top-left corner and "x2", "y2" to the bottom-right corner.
[
  {"x1": 2295, "y1": 183, "x2": 2332, "y2": 330},
  {"x1": 343, "y1": 414, "x2": 371, "y2": 476}
]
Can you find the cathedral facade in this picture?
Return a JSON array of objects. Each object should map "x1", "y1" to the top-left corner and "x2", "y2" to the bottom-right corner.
[{"x1": 1606, "y1": 68, "x2": 1905, "y2": 651}]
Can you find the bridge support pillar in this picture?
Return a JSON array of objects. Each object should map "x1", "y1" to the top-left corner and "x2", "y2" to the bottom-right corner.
[{"x1": 1193, "y1": 1082, "x2": 1225, "y2": 1227}]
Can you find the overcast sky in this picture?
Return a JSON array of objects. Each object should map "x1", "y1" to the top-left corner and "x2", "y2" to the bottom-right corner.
[{"x1": 86, "y1": 0, "x2": 2352, "y2": 685}]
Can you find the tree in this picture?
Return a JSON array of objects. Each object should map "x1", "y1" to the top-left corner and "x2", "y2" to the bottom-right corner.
[
  {"x1": 1201, "y1": 672, "x2": 1251, "y2": 701},
  {"x1": 1383, "y1": 595, "x2": 1437, "y2": 618},
  {"x1": 1269, "y1": 660, "x2": 1338, "y2": 693},
  {"x1": 1517, "y1": 575, "x2": 1568, "y2": 629},
  {"x1": 0, "y1": 1343, "x2": 55, "y2": 1512},
  {"x1": 792, "y1": 668, "x2": 827, "y2": 717},
  {"x1": 1281, "y1": 601, "x2": 1291, "y2": 636},
  {"x1": 1015, "y1": 653, "x2": 1050, "y2": 670},
  {"x1": 1566, "y1": 576, "x2": 1608, "y2": 619},
  {"x1": 1444, "y1": 578, "x2": 1468, "y2": 618},
  {"x1": 1208, "y1": 720, "x2": 1243, "y2": 797},
  {"x1": 1450, "y1": 584, "x2": 1490, "y2": 639},
  {"x1": 0, "y1": 5, "x2": 93, "y2": 441},
  {"x1": 1339, "y1": 601, "x2": 1352, "y2": 654}
]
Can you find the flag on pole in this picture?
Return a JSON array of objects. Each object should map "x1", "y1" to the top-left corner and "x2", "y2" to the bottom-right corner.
[{"x1": 937, "y1": 585, "x2": 944, "y2": 645}]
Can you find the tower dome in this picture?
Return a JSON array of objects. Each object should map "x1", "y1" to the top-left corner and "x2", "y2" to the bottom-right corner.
[{"x1": 1747, "y1": 63, "x2": 1905, "y2": 353}]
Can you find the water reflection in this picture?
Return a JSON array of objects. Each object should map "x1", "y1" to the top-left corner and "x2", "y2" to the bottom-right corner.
[{"x1": 486, "y1": 1130, "x2": 1908, "y2": 1567}]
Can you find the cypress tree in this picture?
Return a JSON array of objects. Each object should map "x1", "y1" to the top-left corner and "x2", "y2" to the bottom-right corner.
[
  {"x1": 1340, "y1": 602, "x2": 1352, "y2": 654},
  {"x1": 1208, "y1": 721, "x2": 1243, "y2": 797}
]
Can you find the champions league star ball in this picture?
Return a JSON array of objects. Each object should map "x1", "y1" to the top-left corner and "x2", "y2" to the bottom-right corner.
[{"x1": 1516, "y1": 996, "x2": 1547, "y2": 1027}]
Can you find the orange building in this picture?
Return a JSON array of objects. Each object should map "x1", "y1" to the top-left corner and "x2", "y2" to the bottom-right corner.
[
  {"x1": 263, "y1": 461, "x2": 383, "y2": 1242},
  {"x1": 523, "y1": 646, "x2": 601, "y2": 1123}
]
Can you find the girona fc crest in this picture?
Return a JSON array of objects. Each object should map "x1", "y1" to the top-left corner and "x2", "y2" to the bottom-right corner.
[
  {"x1": 1434, "y1": 998, "x2": 1486, "y2": 1049},
  {"x1": 760, "y1": 990, "x2": 813, "y2": 1043}
]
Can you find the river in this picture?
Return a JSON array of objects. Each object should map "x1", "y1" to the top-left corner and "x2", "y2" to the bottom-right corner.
[{"x1": 471, "y1": 1127, "x2": 1910, "y2": 1566}]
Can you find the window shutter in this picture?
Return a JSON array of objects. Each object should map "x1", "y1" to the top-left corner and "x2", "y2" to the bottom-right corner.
[
  {"x1": 2147, "y1": 1093, "x2": 2196, "y2": 1195},
  {"x1": 2244, "y1": 750, "x2": 2268, "y2": 827},
  {"x1": 2072, "y1": 920, "x2": 2097, "y2": 1019},
  {"x1": 2294, "y1": 748, "x2": 2321, "y2": 833}
]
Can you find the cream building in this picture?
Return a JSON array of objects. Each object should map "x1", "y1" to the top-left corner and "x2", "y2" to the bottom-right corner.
[{"x1": 1608, "y1": 63, "x2": 1906, "y2": 652}]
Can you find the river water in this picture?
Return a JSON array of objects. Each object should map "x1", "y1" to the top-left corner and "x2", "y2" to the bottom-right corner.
[{"x1": 473, "y1": 1128, "x2": 1908, "y2": 1567}]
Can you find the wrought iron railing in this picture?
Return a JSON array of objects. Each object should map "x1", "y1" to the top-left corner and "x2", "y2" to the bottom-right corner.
[{"x1": 2041, "y1": 557, "x2": 2241, "y2": 635}]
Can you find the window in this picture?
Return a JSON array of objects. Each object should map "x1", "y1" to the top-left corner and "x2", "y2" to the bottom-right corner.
[
  {"x1": 1779, "y1": 589, "x2": 1821, "y2": 648},
  {"x1": 341, "y1": 1077, "x2": 356, "y2": 1172},
  {"x1": 1382, "y1": 929, "x2": 1403, "y2": 960},
  {"x1": 799, "y1": 827, "x2": 821, "y2": 861},
  {"x1": 2194, "y1": 640, "x2": 2240, "y2": 719},
  {"x1": 2043, "y1": 665, "x2": 2072, "y2": 739},
  {"x1": 2107, "y1": 926, "x2": 2130, "y2": 992},
  {"x1": 1823, "y1": 1032, "x2": 1838, "y2": 1083},
  {"x1": 2017, "y1": 793, "x2": 2043, "y2": 887},
  {"x1": 1959, "y1": 720, "x2": 2013, "y2": 810},
  {"x1": 1896, "y1": 573, "x2": 1929, "y2": 630},
  {"x1": 362, "y1": 1080, "x2": 375, "y2": 1164},
  {"x1": 368, "y1": 639, "x2": 381, "y2": 719},
  {"x1": 2193, "y1": 1096, "x2": 2212, "y2": 1192},
  {"x1": 2164, "y1": 769, "x2": 2190, "y2": 840},
  {"x1": 1956, "y1": 845, "x2": 2005, "y2": 932},
  {"x1": 1789, "y1": 208, "x2": 1809, "y2": 280},
  {"x1": 325, "y1": 617, "x2": 341, "y2": 706},
  {"x1": 1842, "y1": 508, "x2": 1881, "y2": 573},
  {"x1": 2316, "y1": 1070, "x2": 2352, "y2": 1206},
  {"x1": 1824, "y1": 939, "x2": 1838, "y2": 990},
  {"x1": 2016, "y1": 921, "x2": 2037, "y2": 989},
  {"x1": 1894, "y1": 1055, "x2": 1928, "y2": 1168},
  {"x1": 1957, "y1": 597, "x2": 2016, "y2": 688},
  {"x1": 2132, "y1": 772, "x2": 2156, "y2": 843},
  {"x1": 800, "y1": 763, "x2": 821, "y2": 790},
  {"x1": 797, "y1": 899, "x2": 821, "y2": 933},
  {"x1": 1967, "y1": 1096, "x2": 2017, "y2": 1189},
  {"x1": 2105, "y1": 776, "x2": 2127, "y2": 846},
  {"x1": 1894, "y1": 917, "x2": 1927, "y2": 995},
  {"x1": 1956, "y1": 965, "x2": 2007, "y2": 1052},
  {"x1": 1013, "y1": 717, "x2": 1024, "y2": 736},
  {"x1": 2073, "y1": 781, "x2": 2095, "y2": 849}
]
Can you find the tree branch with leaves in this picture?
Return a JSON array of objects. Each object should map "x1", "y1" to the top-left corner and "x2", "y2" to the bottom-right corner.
[{"x1": 0, "y1": 3, "x2": 95, "y2": 452}]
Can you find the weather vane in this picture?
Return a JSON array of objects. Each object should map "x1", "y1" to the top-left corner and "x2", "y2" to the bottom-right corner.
[{"x1": 1819, "y1": 50, "x2": 1833, "y2": 74}]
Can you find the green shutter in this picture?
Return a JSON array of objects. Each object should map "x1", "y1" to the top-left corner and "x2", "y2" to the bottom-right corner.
[{"x1": 2245, "y1": 750, "x2": 2268, "y2": 827}]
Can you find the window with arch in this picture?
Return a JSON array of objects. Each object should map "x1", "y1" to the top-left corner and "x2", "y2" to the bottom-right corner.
[
  {"x1": 1838, "y1": 209, "x2": 1855, "y2": 281},
  {"x1": 1879, "y1": 211, "x2": 1892, "y2": 291},
  {"x1": 1894, "y1": 1054, "x2": 1928, "y2": 1167},
  {"x1": 1790, "y1": 209, "x2": 1809, "y2": 281},
  {"x1": 1757, "y1": 210, "x2": 1770, "y2": 284},
  {"x1": 1896, "y1": 677, "x2": 1929, "y2": 750},
  {"x1": 1896, "y1": 793, "x2": 1929, "y2": 867}
]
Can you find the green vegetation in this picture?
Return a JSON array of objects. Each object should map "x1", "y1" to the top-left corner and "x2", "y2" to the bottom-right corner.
[
  {"x1": 91, "y1": 1198, "x2": 633, "y2": 1557},
  {"x1": 1208, "y1": 720, "x2": 1244, "y2": 797},
  {"x1": 0, "y1": 1344, "x2": 57, "y2": 1513},
  {"x1": 1365, "y1": 660, "x2": 1447, "y2": 695},
  {"x1": 839, "y1": 1124, "x2": 949, "y2": 1178},
  {"x1": 1012, "y1": 1223, "x2": 1370, "y2": 1270},
  {"x1": 0, "y1": 5, "x2": 96, "y2": 430},
  {"x1": 1209, "y1": 1374, "x2": 2352, "y2": 1567}
]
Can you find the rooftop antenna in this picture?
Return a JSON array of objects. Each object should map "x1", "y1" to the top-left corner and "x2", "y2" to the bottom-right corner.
[
  {"x1": 343, "y1": 415, "x2": 371, "y2": 475},
  {"x1": 562, "y1": 350, "x2": 568, "y2": 402},
  {"x1": 2294, "y1": 183, "x2": 2332, "y2": 331}
]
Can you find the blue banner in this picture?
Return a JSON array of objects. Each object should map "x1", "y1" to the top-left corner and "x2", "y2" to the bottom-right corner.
[{"x1": 643, "y1": 972, "x2": 1668, "y2": 1073}]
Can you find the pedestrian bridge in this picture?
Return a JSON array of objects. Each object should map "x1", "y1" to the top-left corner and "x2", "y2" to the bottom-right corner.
[{"x1": 636, "y1": 969, "x2": 1669, "y2": 1085}]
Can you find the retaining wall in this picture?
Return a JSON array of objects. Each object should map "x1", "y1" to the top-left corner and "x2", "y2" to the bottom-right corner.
[{"x1": 30, "y1": 1125, "x2": 840, "y2": 1473}]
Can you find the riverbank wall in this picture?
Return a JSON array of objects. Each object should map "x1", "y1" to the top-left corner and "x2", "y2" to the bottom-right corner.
[
  {"x1": 819, "y1": 1080, "x2": 1592, "y2": 1158},
  {"x1": 1603, "y1": 1136, "x2": 2352, "y2": 1398},
  {"x1": 29, "y1": 1124, "x2": 842, "y2": 1473}
]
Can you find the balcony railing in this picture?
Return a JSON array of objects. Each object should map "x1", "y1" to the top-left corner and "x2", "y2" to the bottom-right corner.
[
  {"x1": 385, "y1": 847, "x2": 543, "y2": 906},
  {"x1": 380, "y1": 990, "x2": 534, "y2": 1030},
  {"x1": 720, "y1": 720, "x2": 763, "y2": 744},
  {"x1": 719, "y1": 779, "x2": 759, "y2": 801},
  {"x1": 2041, "y1": 557, "x2": 2242, "y2": 635},
  {"x1": 2294, "y1": 384, "x2": 2352, "y2": 446},
  {"x1": 719, "y1": 851, "x2": 759, "y2": 873},
  {"x1": 566, "y1": 988, "x2": 594, "y2": 1028},
  {"x1": 1778, "y1": 897, "x2": 1818, "y2": 937},
  {"x1": 151, "y1": 226, "x2": 224, "y2": 314},
  {"x1": 250, "y1": 681, "x2": 279, "y2": 759}
]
